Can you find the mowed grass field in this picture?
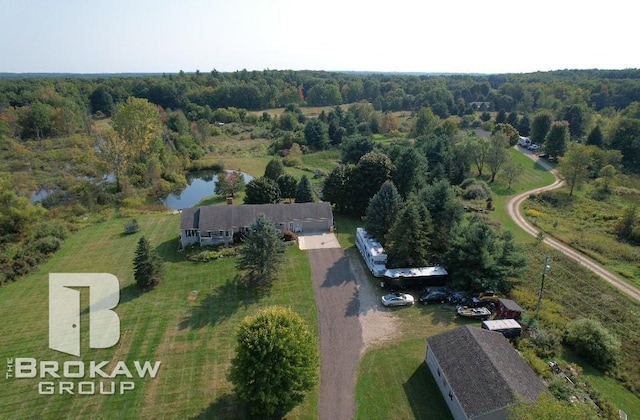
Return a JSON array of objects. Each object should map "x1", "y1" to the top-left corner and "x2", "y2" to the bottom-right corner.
[{"x1": 0, "y1": 213, "x2": 318, "y2": 419}]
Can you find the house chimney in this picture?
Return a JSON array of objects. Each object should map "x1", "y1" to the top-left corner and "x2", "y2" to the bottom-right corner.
[{"x1": 226, "y1": 197, "x2": 233, "y2": 205}]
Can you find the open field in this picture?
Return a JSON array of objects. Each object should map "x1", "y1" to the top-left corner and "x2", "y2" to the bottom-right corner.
[
  {"x1": 0, "y1": 213, "x2": 318, "y2": 419},
  {"x1": 521, "y1": 181, "x2": 640, "y2": 289}
]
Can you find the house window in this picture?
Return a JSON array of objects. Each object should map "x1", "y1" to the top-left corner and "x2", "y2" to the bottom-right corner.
[
  {"x1": 225, "y1": 231, "x2": 230, "y2": 237},
  {"x1": 219, "y1": 230, "x2": 224, "y2": 237},
  {"x1": 449, "y1": 391, "x2": 453, "y2": 401}
]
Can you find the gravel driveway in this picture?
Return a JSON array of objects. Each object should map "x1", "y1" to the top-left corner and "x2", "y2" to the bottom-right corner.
[{"x1": 307, "y1": 245, "x2": 399, "y2": 420}]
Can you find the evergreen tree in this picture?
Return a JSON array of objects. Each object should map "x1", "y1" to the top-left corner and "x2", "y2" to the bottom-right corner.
[
  {"x1": 229, "y1": 306, "x2": 319, "y2": 417},
  {"x1": 444, "y1": 216, "x2": 525, "y2": 292},
  {"x1": 586, "y1": 124, "x2": 603, "y2": 147},
  {"x1": 495, "y1": 109, "x2": 506, "y2": 124},
  {"x1": 363, "y1": 181, "x2": 404, "y2": 245},
  {"x1": 392, "y1": 147, "x2": 428, "y2": 198},
  {"x1": 294, "y1": 175, "x2": 314, "y2": 203},
  {"x1": 133, "y1": 236, "x2": 163, "y2": 290},
  {"x1": 304, "y1": 118, "x2": 329, "y2": 150},
  {"x1": 236, "y1": 214, "x2": 286, "y2": 286},
  {"x1": 264, "y1": 158, "x2": 285, "y2": 181},
  {"x1": 420, "y1": 180, "x2": 464, "y2": 256},
  {"x1": 517, "y1": 114, "x2": 531, "y2": 136},
  {"x1": 385, "y1": 198, "x2": 431, "y2": 268}
]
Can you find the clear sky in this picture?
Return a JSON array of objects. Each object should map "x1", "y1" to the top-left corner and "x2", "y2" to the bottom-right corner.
[{"x1": 1, "y1": 0, "x2": 637, "y2": 74}]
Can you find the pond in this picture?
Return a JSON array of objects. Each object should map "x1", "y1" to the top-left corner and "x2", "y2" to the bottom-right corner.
[{"x1": 161, "y1": 170, "x2": 253, "y2": 209}]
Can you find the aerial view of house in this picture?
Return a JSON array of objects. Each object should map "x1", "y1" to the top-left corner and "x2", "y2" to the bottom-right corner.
[
  {"x1": 425, "y1": 325, "x2": 546, "y2": 419},
  {"x1": 179, "y1": 202, "x2": 334, "y2": 247}
]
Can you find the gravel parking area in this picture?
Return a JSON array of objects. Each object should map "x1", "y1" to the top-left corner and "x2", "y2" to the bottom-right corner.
[{"x1": 308, "y1": 247, "x2": 399, "y2": 420}]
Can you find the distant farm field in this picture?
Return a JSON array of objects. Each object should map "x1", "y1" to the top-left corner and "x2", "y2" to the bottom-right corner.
[{"x1": 0, "y1": 213, "x2": 318, "y2": 419}]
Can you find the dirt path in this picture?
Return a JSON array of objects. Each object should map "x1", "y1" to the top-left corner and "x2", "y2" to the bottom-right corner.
[
  {"x1": 507, "y1": 149, "x2": 640, "y2": 302},
  {"x1": 308, "y1": 247, "x2": 399, "y2": 420}
]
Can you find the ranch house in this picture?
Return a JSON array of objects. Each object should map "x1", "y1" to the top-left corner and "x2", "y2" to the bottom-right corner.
[
  {"x1": 425, "y1": 326, "x2": 546, "y2": 419},
  {"x1": 179, "y1": 202, "x2": 334, "y2": 247}
]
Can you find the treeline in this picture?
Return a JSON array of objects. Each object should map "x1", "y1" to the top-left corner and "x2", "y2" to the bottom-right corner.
[{"x1": 3, "y1": 68, "x2": 640, "y2": 132}]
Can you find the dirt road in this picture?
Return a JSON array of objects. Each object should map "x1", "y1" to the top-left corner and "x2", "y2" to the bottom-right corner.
[{"x1": 507, "y1": 150, "x2": 640, "y2": 302}]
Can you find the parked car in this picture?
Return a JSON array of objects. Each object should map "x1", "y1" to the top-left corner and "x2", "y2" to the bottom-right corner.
[
  {"x1": 448, "y1": 290, "x2": 469, "y2": 305},
  {"x1": 381, "y1": 292, "x2": 415, "y2": 307},
  {"x1": 419, "y1": 290, "x2": 449, "y2": 304},
  {"x1": 528, "y1": 144, "x2": 540, "y2": 151}
]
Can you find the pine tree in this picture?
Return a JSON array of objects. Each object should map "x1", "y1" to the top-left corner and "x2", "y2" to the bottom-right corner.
[
  {"x1": 294, "y1": 175, "x2": 314, "y2": 203},
  {"x1": 385, "y1": 199, "x2": 431, "y2": 268},
  {"x1": 133, "y1": 236, "x2": 163, "y2": 289},
  {"x1": 264, "y1": 158, "x2": 285, "y2": 181},
  {"x1": 363, "y1": 180, "x2": 404, "y2": 245},
  {"x1": 236, "y1": 214, "x2": 286, "y2": 286}
]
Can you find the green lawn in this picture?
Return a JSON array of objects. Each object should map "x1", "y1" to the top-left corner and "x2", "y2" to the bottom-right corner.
[
  {"x1": 487, "y1": 148, "x2": 556, "y2": 242},
  {"x1": 0, "y1": 213, "x2": 318, "y2": 419}
]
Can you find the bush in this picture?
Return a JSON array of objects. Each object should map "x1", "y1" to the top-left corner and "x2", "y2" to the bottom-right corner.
[
  {"x1": 527, "y1": 326, "x2": 561, "y2": 358},
  {"x1": 564, "y1": 318, "x2": 621, "y2": 370},
  {"x1": 462, "y1": 182, "x2": 491, "y2": 200},
  {"x1": 282, "y1": 230, "x2": 298, "y2": 242},
  {"x1": 31, "y1": 236, "x2": 62, "y2": 254}
]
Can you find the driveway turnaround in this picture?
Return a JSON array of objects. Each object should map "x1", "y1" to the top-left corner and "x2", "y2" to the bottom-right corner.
[{"x1": 308, "y1": 248, "x2": 363, "y2": 420}]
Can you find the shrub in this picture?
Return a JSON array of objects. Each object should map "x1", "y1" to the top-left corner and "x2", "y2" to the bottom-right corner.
[
  {"x1": 527, "y1": 326, "x2": 561, "y2": 358},
  {"x1": 31, "y1": 236, "x2": 62, "y2": 255},
  {"x1": 564, "y1": 318, "x2": 621, "y2": 370},
  {"x1": 282, "y1": 230, "x2": 298, "y2": 242}
]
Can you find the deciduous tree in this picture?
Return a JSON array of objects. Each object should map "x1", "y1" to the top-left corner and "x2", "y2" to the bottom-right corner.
[
  {"x1": 229, "y1": 306, "x2": 319, "y2": 417},
  {"x1": 557, "y1": 143, "x2": 592, "y2": 195},
  {"x1": 501, "y1": 159, "x2": 524, "y2": 189},
  {"x1": 236, "y1": 214, "x2": 286, "y2": 286},
  {"x1": 350, "y1": 152, "x2": 394, "y2": 216},
  {"x1": 486, "y1": 131, "x2": 510, "y2": 182},
  {"x1": 244, "y1": 177, "x2": 281, "y2": 204},
  {"x1": 544, "y1": 121, "x2": 570, "y2": 157},
  {"x1": 277, "y1": 174, "x2": 298, "y2": 202},
  {"x1": 530, "y1": 111, "x2": 553, "y2": 144},
  {"x1": 215, "y1": 171, "x2": 245, "y2": 198}
]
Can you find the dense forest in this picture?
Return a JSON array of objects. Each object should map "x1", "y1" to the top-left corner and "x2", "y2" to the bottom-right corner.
[{"x1": 2, "y1": 68, "x2": 640, "y2": 287}]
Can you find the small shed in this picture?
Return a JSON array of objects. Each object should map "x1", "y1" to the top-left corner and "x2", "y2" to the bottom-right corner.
[
  {"x1": 481, "y1": 319, "x2": 522, "y2": 338},
  {"x1": 496, "y1": 298, "x2": 524, "y2": 320}
]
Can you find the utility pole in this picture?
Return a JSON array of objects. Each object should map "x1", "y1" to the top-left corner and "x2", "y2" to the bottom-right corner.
[{"x1": 535, "y1": 256, "x2": 551, "y2": 320}]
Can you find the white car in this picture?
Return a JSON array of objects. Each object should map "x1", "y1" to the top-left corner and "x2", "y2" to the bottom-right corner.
[
  {"x1": 528, "y1": 144, "x2": 540, "y2": 151},
  {"x1": 381, "y1": 292, "x2": 415, "y2": 307}
]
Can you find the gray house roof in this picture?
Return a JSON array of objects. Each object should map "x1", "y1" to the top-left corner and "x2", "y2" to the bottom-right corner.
[
  {"x1": 426, "y1": 325, "x2": 545, "y2": 418},
  {"x1": 180, "y1": 202, "x2": 333, "y2": 231}
]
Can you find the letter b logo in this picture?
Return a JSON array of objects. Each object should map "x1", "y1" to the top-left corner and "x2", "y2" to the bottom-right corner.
[{"x1": 49, "y1": 273, "x2": 120, "y2": 356}]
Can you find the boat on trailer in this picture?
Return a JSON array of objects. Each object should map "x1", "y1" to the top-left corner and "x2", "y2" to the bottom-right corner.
[{"x1": 456, "y1": 306, "x2": 491, "y2": 320}]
